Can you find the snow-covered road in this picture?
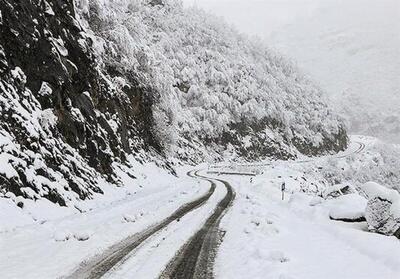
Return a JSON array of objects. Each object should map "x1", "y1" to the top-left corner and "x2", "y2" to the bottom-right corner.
[
  {"x1": 66, "y1": 170, "x2": 234, "y2": 279},
  {"x1": 1, "y1": 167, "x2": 235, "y2": 279},
  {"x1": 159, "y1": 173, "x2": 234, "y2": 279},
  {"x1": 2, "y1": 136, "x2": 400, "y2": 279},
  {"x1": 1, "y1": 167, "x2": 213, "y2": 278}
]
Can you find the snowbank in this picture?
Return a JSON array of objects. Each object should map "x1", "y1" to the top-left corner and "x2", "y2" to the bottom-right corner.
[
  {"x1": 328, "y1": 194, "x2": 367, "y2": 222},
  {"x1": 0, "y1": 198, "x2": 33, "y2": 232},
  {"x1": 361, "y1": 182, "x2": 400, "y2": 204}
]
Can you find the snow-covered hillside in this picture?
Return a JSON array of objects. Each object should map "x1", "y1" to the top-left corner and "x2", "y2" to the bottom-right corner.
[
  {"x1": 184, "y1": 0, "x2": 400, "y2": 144},
  {"x1": 76, "y1": 0, "x2": 348, "y2": 161},
  {"x1": 0, "y1": 0, "x2": 348, "y2": 207}
]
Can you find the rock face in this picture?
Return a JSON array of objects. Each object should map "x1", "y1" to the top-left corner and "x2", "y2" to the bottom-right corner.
[
  {"x1": 0, "y1": 0, "x2": 161, "y2": 204},
  {"x1": 365, "y1": 197, "x2": 400, "y2": 237},
  {"x1": 361, "y1": 182, "x2": 400, "y2": 238}
]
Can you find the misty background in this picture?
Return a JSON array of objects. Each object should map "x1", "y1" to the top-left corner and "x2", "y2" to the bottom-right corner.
[{"x1": 183, "y1": 0, "x2": 400, "y2": 143}]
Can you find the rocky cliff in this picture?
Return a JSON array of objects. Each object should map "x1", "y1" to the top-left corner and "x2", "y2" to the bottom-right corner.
[{"x1": 0, "y1": 0, "x2": 164, "y2": 205}]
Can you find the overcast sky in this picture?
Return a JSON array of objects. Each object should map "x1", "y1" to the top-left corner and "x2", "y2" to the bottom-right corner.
[{"x1": 182, "y1": 0, "x2": 319, "y2": 38}]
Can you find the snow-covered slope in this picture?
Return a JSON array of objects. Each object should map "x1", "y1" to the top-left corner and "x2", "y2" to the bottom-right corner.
[
  {"x1": 299, "y1": 136, "x2": 400, "y2": 193},
  {"x1": 76, "y1": 0, "x2": 348, "y2": 161},
  {"x1": 0, "y1": 0, "x2": 347, "y2": 208},
  {"x1": 184, "y1": 0, "x2": 400, "y2": 144}
]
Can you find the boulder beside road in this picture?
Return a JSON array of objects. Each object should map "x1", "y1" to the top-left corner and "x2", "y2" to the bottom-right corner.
[{"x1": 361, "y1": 182, "x2": 400, "y2": 238}]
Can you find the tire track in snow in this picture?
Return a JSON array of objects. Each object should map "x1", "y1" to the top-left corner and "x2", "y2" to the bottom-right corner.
[
  {"x1": 65, "y1": 170, "x2": 216, "y2": 279},
  {"x1": 160, "y1": 172, "x2": 235, "y2": 279},
  {"x1": 334, "y1": 141, "x2": 365, "y2": 159}
]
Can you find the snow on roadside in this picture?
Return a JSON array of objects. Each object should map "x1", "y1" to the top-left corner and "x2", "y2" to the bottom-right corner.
[
  {"x1": 215, "y1": 152, "x2": 400, "y2": 279},
  {"x1": 326, "y1": 194, "x2": 367, "y2": 221},
  {"x1": 360, "y1": 181, "x2": 400, "y2": 204},
  {"x1": 360, "y1": 181, "x2": 400, "y2": 236},
  {"x1": 2, "y1": 135, "x2": 399, "y2": 278},
  {"x1": 0, "y1": 164, "x2": 208, "y2": 279},
  {"x1": 0, "y1": 198, "x2": 34, "y2": 230}
]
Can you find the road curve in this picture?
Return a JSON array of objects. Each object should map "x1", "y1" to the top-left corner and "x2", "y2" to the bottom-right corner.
[
  {"x1": 210, "y1": 140, "x2": 366, "y2": 169},
  {"x1": 334, "y1": 141, "x2": 365, "y2": 159},
  {"x1": 160, "y1": 172, "x2": 235, "y2": 279},
  {"x1": 65, "y1": 170, "x2": 216, "y2": 279}
]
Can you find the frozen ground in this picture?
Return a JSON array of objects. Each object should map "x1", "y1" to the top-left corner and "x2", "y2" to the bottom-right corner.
[{"x1": 2, "y1": 136, "x2": 400, "y2": 278}]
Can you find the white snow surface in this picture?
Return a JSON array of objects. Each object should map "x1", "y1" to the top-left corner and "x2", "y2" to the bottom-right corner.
[
  {"x1": 2, "y1": 136, "x2": 400, "y2": 278},
  {"x1": 0, "y1": 165, "x2": 209, "y2": 278},
  {"x1": 327, "y1": 194, "x2": 367, "y2": 220},
  {"x1": 215, "y1": 161, "x2": 400, "y2": 278},
  {"x1": 360, "y1": 181, "x2": 400, "y2": 204}
]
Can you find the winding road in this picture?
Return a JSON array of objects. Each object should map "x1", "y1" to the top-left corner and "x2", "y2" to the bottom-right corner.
[
  {"x1": 66, "y1": 170, "x2": 235, "y2": 279},
  {"x1": 66, "y1": 140, "x2": 366, "y2": 278},
  {"x1": 210, "y1": 140, "x2": 366, "y2": 170}
]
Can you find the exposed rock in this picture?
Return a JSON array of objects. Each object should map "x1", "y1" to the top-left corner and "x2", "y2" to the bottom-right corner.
[
  {"x1": 361, "y1": 182, "x2": 400, "y2": 237},
  {"x1": 323, "y1": 183, "x2": 355, "y2": 199},
  {"x1": 365, "y1": 197, "x2": 400, "y2": 236},
  {"x1": 329, "y1": 215, "x2": 366, "y2": 223},
  {"x1": 0, "y1": 0, "x2": 162, "y2": 206}
]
